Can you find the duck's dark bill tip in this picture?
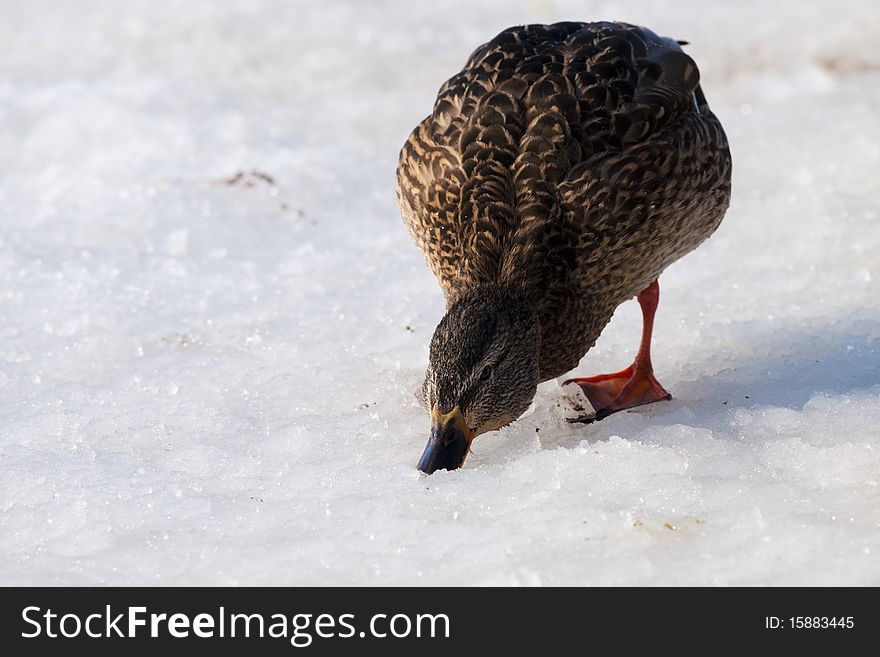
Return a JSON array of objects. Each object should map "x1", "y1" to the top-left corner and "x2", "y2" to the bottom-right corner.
[{"x1": 417, "y1": 432, "x2": 470, "y2": 474}]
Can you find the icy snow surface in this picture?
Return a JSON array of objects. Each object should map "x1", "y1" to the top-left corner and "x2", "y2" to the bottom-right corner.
[{"x1": 2, "y1": 0, "x2": 879, "y2": 585}]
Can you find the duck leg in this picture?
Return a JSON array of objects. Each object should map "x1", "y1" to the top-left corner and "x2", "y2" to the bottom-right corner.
[{"x1": 565, "y1": 279, "x2": 671, "y2": 422}]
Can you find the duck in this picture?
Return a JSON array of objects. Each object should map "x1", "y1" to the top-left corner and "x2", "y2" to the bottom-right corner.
[{"x1": 396, "y1": 22, "x2": 732, "y2": 474}]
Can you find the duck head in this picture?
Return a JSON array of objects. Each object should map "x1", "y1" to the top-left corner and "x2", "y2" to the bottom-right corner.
[{"x1": 417, "y1": 285, "x2": 541, "y2": 474}]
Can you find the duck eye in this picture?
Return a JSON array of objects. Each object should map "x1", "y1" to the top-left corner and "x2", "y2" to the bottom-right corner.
[{"x1": 479, "y1": 365, "x2": 493, "y2": 381}]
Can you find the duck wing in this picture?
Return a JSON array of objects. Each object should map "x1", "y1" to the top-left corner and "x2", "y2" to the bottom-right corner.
[
  {"x1": 560, "y1": 108, "x2": 731, "y2": 304},
  {"x1": 397, "y1": 22, "x2": 730, "y2": 307}
]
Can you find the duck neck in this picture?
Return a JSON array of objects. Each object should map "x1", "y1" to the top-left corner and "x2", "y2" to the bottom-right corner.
[
  {"x1": 458, "y1": 283, "x2": 538, "y2": 327},
  {"x1": 457, "y1": 282, "x2": 542, "y2": 364}
]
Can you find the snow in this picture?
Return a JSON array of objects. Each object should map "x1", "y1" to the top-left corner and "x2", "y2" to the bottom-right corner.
[{"x1": 1, "y1": 0, "x2": 879, "y2": 586}]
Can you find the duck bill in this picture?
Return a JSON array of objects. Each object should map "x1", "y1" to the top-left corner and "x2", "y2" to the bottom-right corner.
[{"x1": 417, "y1": 406, "x2": 476, "y2": 474}]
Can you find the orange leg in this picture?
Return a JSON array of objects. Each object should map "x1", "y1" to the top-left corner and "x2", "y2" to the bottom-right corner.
[{"x1": 565, "y1": 279, "x2": 671, "y2": 421}]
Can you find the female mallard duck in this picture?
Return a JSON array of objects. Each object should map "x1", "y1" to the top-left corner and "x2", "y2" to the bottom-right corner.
[{"x1": 397, "y1": 22, "x2": 732, "y2": 474}]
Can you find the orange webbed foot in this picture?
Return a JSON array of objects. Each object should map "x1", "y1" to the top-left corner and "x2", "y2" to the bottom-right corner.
[
  {"x1": 565, "y1": 367, "x2": 670, "y2": 422},
  {"x1": 563, "y1": 366, "x2": 634, "y2": 413},
  {"x1": 564, "y1": 279, "x2": 672, "y2": 423}
]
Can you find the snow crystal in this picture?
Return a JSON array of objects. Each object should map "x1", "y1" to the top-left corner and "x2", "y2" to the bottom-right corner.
[{"x1": 1, "y1": 0, "x2": 878, "y2": 585}]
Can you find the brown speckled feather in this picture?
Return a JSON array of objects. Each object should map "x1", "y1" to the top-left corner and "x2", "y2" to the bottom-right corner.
[{"x1": 397, "y1": 21, "x2": 732, "y2": 380}]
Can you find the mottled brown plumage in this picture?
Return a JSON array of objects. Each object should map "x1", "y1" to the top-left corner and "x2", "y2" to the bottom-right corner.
[{"x1": 398, "y1": 22, "x2": 732, "y2": 473}]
